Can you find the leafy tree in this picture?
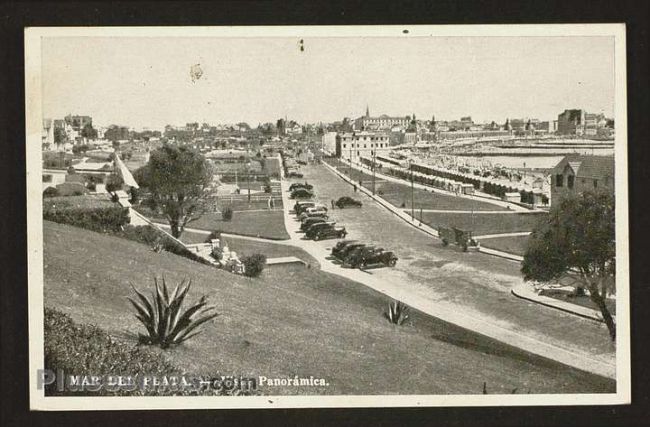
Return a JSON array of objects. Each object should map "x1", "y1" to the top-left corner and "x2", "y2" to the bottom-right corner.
[
  {"x1": 137, "y1": 144, "x2": 212, "y2": 238},
  {"x1": 522, "y1": 192, "x2": 616, "y2": 341},
  {"x1": 54, "y1": 127, "x2": 67, "y2": 146},
  {"x1": 106, "y1": 173, "x2": 124, "y2": 192},
  {"x1": 81, "y1": 123, "x2": 98, "y2": 140}
]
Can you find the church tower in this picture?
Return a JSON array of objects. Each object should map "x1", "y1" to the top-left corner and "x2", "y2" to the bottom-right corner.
[{"x1": 365, "y1": 105, "x2": 370, "y2": 118}]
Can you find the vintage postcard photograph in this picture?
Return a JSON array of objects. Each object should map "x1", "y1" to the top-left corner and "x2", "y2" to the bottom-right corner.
[{"x1": 25, "y1": 24, "x2": 629, "y2": 410}]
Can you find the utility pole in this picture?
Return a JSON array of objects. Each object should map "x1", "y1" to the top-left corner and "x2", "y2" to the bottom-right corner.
[
  {"x1": 247, "y1": 162, "x2": 251, "y2": 203},
  {"x1": 372, "y1": 148, "x2": 376, "y2": 195}
]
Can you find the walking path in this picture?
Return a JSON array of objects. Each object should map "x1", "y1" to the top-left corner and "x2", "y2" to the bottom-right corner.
[
  {"x1": 280, "y1": 162, "x2": 615, "y2": 380},
  {"x1": 511, "y1": 283, "x2": 613, "y2": 323},
  {"x1": 474, "y1": 231, "x2": 532, "y2": 239},
  {"x1": 416, "y1": 209, "x2": 541, "y2": 214},
  {"x1": 152, "y1": 222, "x2": 293, "y2": 245}
]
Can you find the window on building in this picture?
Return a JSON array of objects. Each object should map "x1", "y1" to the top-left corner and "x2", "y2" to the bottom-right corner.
[
  {"x1": 342, "y1": 144, "x2": 346, "y2": 148},
  {"x1": 556, "y1": 174, "x2": 564, "y2": 187},
  {"x1": 567, "y1": 175, "x2": 575, "y2": 189},
  {"x1": 594, "y1": 179, "x2": 598, "y2": 188}
]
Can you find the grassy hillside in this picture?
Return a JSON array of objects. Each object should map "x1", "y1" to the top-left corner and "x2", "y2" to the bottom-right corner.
[{"x1": 43, "y1": 221, "x2": 614, "y2": 395}]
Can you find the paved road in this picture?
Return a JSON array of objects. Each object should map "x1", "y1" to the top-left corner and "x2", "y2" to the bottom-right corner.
[{"x1": 282, "y1": 162, "x2": 615, "y2": 378}]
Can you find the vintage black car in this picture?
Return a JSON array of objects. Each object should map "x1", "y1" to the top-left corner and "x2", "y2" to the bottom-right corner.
[
  {"x1": 305, "y1": 221, "x2": 337, "y2": 238},
  {"x1": 331, "y1": 240, "x2": 359, "y2": 258},
  {"x1": 289, "y1": 182, "x2": 313, "y2": 192},
  {"x1": 298, "y1": 207, "x2": 328, "y2": 221},
  {"x1": 290, "y1": 188, "x2": 313, "y2": 199},
  {"x1": 311, "y1": 224, "x2": 347, "y2": 241},
  {"x1": 293, "y1": 201, "x2": 315, "y2": 214},
  {"x1": 335, "y1": 196, "x2": 363, "y2": 209},
  {"x1": 287, "y1": 171, "x2": 304, "y2": 178},
  {"x1": 335, "y1": 242, "x2": 367, "y2": 260},
  {"x1": 301, "y1": 216, "x2": 328, "y2": 231},
  {"x1": 345, "y1": 246, "x2": 397, "y2": 268}
]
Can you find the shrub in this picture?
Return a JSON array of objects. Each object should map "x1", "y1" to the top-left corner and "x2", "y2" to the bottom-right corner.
[
  {"x1": 43, "y1": 187, "x2": 60, "y2": 198},
  {"x1": 384, "y1": 300, "x2": 409, "y2": 325},
  {"x1": 43, "y1": 206, "x2": 130, "y2": 233},
  {"x1": 211, "y1": 246, "x2": 224, "y2": 261},
  {"x1": 106, "y1": 173, "x2": 124, "y2": 192},
  {"x1": 222, "y1": 207, "x2": 233, "y2": 221},
  {"x1": 128, "y1": 277, "x2": 219, "y2": 349},
  {"x1": 204, "y1": 230, "x2": 222, "y2": 243},
  {"x1": 241, "y1": 253, "x2": 267, "y2": 277},
  {"x1": 44, "y1": 308, "x2": 245, "y2": 396}
]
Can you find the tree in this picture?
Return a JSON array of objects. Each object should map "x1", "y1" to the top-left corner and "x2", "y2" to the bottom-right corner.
[
  {"x1": 137, "y1": 144, "x2": 212, "y2": 238},
  {"x1": 106, "y1": 173, "x2": 124, "y2": 192},
  {"x1": 521, "y1": 191, "x2": 616, "y2": 341},
  {"x1": 54, "y1": 127, "x2": 67, "y2": 146},
  {"x1": 81, "y1": 123, "x2": 98, "y2": 140}
]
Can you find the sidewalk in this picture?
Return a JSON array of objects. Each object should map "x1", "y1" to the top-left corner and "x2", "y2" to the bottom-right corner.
[{"x1": 511, "y1": 283, "x2": 612, "y2": 323}]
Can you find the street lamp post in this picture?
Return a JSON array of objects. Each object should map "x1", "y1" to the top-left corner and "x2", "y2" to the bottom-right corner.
[
  {"x1": 247, "y1": 162, "x2": 251, "y2": 203},
  {"x1": 372, "y1": 148, "x2": 376, "y2": 195}
]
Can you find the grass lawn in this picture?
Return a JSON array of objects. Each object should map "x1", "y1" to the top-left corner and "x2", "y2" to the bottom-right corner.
[
  {"x1": 329, "y1": 163, "x2": 508, "y2": 211},
  {"x1": 479, "y1": 235, "x2": 532, "y2": 256},
  {"x1": 417, "y1": 211, "x2": 547, "y2": 236},
  {"x1": 188, "y1": 210, "x2": 290, "y2": 240},
  {"x1": 43, "y1": 221, "x2": 614, "y2": 395},
  {"x1": 216, "y1": 198, "x2": 283, "y2": 211}
]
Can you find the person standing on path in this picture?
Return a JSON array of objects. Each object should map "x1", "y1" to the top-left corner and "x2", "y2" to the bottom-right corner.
[{"x1": 331, "y1": 199, "x2": 335, "y2": 209}]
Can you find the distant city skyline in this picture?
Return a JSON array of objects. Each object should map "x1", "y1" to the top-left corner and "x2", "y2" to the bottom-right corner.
[{"x1": 42, "y1": 36, "x2": 615, "y2": 130}]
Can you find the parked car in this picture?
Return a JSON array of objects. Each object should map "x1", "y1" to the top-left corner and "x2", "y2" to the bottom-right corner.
[
  {"x1": 293, "y1": 201, "x2": 315, "y2": 214},
  {"x1": 299, "y1": 211, "x2": 328, "y2": 222},
  {"x1": 358, "y1": 249, "x2": 398, "y2": 269},
  {"x1": 305, "y1": 221, "x2": 337, "y2": 239},
  {"x1": 335, "y1": 196, "x2": 363, "y2": 209},
  {"x1": 290, "y1": 188, "x2": 313, "y2": 199},
  {"x1": 311, "y1": 224, "x2": 347, "y2": 241},
  {"x1": 301, "y1": 216, "x2": 328, "y2": 231},
  {"x1": 335, "y1": 242, "x2": 367, "y2": 260},
  {"x1": 298, "y1": 206, "x2": 327, "y2": 218},
  {"x1": 343, "y1": 245, "x2": 379, "y2": 267},
  {"x1": 331, "y1": 240, "x2": 359, "y2": 258},
  {"x1": 289, "y1": 182, "x2": 313, "y2": 192},
  {"x1": 287, "y1": 171, "x2": 304, "y2": 178}
]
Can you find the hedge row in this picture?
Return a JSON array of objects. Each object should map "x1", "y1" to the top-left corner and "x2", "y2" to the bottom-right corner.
[
  {"x1": 43, "y1": 206, "x2": 130, "y2": 233},
  {"x1": 44, "y1": 308, "x2": 253, "y2": 396}
]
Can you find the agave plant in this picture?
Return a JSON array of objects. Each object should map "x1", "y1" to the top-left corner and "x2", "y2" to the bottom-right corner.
[
  {"x1": 384, "y1": 300, "x2": 409, "y2": 325},
  {"x1": 127, "y1": 277, "x2": 218, "y2": 348}
]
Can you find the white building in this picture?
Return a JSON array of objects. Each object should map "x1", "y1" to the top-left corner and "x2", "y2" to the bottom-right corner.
[
  {"x1": 335, "y1": 131, "x2": 391, "y2": 162},
  {"x1": 321, "y1": 131, "x2": 337, "y2": 154}
]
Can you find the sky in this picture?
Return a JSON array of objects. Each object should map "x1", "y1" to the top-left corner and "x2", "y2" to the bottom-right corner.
[{"x1": 41, "y1": 35, "x2": 615, "y2": 130}]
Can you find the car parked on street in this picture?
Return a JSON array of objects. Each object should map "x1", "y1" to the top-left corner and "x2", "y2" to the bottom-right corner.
[
  {"x1": 289, "y1": 182, "x2": 313, "y2": 192},
  {"x1": 300, "y1": 216, "x2": 328, "y2": 231},
  {"x1": 305, "y1": 221, "x2": 336, "y2": 239},
  {"x1": 298, "y1": 206, "x2": 328, "y2": 220},
  {"x1": 293, "y1": 201, "x2": 315, "y2": 214},
  {"x1": 345, "y1": 246, "x2": 397, "y2": 269},
  {"x1": 290, "y1": 188, "x2": 313, "y2": 199},
  {"x1": 331, "y1": 240, "x2": 359, "y2": 258},
  {"x1": 335, "y1": 196, "x2": 363, "y2": 209},
  {"x1": 335, "y1": 242, "x2": 367, "y2": 261},
  {"x1": 311, "y1": 224, "x2": 347, "y2": 241}
]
